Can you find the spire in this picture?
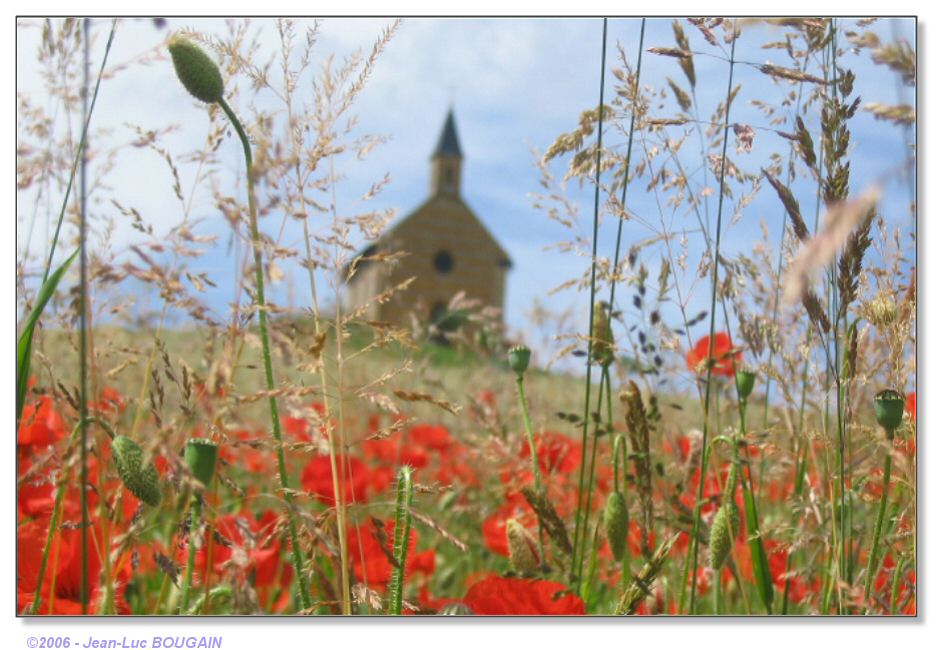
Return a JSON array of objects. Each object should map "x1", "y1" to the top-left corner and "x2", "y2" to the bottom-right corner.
[
  {"x1": 431, "y1": 109, "x2": 463, "y2": 159},
  {"x1": 430, "y1": 109, "x2": 463, "y2": 197}
]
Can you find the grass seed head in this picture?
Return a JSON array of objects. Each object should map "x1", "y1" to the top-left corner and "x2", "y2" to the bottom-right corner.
[{"x1": 592, "y1": 300, "x2": 615, "y2": 367}]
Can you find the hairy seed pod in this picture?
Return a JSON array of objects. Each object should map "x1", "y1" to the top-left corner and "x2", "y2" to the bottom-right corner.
[
  {"x1": 604, "y1": 491, "x2": 630, "y2": 562},
  {"x1": 168, "y1": 36, "x2": 224, "y2": 104},
  {"x1": 592, "y1": 300, "x2": 615, "y2": 367},
  {"x1": 112, "y1": 436, "x2": 161, "y2": 507},
  {"x1": 506, "y1": 518, "x2": 541, "y2": 572},
  {"x1": 387, "y1": 466, "x2": 414, "y2": 615},
  {"x1": 184, "y1": 438, "x2": 218, "y2": 489},
  {"x1": 709, "y1": 501, "x2": 740, "y2": 570},
  {"x1": 438, "y1": 602, "x2": 474, "y2": 616}
]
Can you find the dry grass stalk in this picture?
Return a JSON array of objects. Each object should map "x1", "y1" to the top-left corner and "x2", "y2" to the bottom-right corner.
[{"x1": 784, "y1": 186, "x2": 880, "y2": 303}]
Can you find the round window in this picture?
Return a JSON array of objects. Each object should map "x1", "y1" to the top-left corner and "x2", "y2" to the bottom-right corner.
[{"x1": 433, "y1": 250, "x2": 454, "y2": 274}]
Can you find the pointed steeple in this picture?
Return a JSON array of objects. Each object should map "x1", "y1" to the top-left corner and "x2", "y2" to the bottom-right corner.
[
  {"x1": 430, "y1": 109, "x2": 463, "y2": 197},
  {"x1": 432, "y1": 109, "x2": 463, "y2": 159}
]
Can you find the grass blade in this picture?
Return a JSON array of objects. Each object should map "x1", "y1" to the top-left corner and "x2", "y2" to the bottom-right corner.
[{"x1": 17, "y1": 249, "x2": 78, "y2": 424}]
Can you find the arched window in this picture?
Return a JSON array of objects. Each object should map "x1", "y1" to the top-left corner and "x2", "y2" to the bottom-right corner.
[{"x1": 433, "y1": 250, "x2": 454, "y2": 274}]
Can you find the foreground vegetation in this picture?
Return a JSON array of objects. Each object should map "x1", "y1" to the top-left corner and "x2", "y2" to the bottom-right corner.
[{"x1": 17, "y1": 17, "x2": 915, "y2": 615}]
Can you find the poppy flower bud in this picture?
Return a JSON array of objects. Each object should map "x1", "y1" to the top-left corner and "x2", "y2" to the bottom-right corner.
[
  {"x1": 508, "y1": 345, "x2": 531, "y2": 378},
  {"x1": 506, "y1": 518, "x2": 540, "y2": 573},
  {"x1": 438, "y1": 602, "x2": 474, "y2": 615},
  {"x1": 874, "y1": 389, "x2": 905, "y2": 438},
  {"x1": 168, "y1": 35, "x2": 224, "y2": 104},
  {"x1": 604, "y1": 491, "x2": 629, "y2": 562},
  {"x1": 709, "y1": 501, "x2": 740, "y2": 570},
  {"x1": 184, "y1": 438, "x2": 218, "y2": 489},
  {"x1": 112, "y1": 436, "x2": 161, "y2": 507},
  {"x1": 592, "y1": 300, "x2": 615, "y2": 367},
  {"x1": 736, "y1": 369, "x2": 755, "y2": 400}
]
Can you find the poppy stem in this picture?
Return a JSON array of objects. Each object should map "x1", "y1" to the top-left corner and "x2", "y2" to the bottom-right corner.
[
  {"x1": 572, "y1": 17, "x2": 608, "y2": 584},
  {"x1": 863, "y1": 441, "x2": 893, "y2": 612},
  {"x1": 515, "y1": 375, "x2": 546, "y2": 566},
  {"x1": 217, "y1": 97, "x2": 311, "y2": 611},
  {"x1": 687, "y1": 22, "x2": 738, "y2": 615},
  {"x1": 179, "y1": 496, "x2": 202, "y2": 614}
]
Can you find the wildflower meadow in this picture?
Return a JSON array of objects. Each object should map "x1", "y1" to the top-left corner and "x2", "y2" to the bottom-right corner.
[{"x1": 15, "y1": 16, "x2": 917, "y2": 618}]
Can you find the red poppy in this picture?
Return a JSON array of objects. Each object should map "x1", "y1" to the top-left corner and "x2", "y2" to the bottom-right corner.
[
  {"x1": 17, "y1": 515, "x2": 132, "y2": 614},
  {"x1": 282, "y1": 403, "x2": 330, "y2": 442},
  {"x1": 18, "y1": 396, "x2": 66, "y2": 448},
  {"x1": 520, "y1": 431, "x2": 582, "y2": 476},
  {"x1": 301, "y1": 455, "x2": 370, "y2": 506},
  {"x1": 463, "y1": 576, "x2": 585, "y2": 615},
  {"x1": 92, "y1": 386, "x2": 126, "y2": 415},
  {"x1": 905, "y1": 392, "x2": 916, "y2": 422},
  {"x1": 362, "y1": 427, "x2": 433, "y2": 471},
  {"x1": 686, "y1": 333, "x2": 741, "y2": 378},
  {"x1": 409, "y1": 424, "x2": 453, "y2": 452},
  {"x1": 346, "y1": 519, "x2": 435, "y2": 588}
]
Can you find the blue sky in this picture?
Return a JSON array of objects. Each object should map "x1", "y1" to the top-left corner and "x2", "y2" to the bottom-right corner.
[{"x1": 16, "y1": 17, "x2": 916, "y2": 371}]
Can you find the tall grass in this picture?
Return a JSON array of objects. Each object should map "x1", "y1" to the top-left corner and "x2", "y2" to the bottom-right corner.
[{"x1": 16, "y1": 17, "x2": 915, "y2": 617}]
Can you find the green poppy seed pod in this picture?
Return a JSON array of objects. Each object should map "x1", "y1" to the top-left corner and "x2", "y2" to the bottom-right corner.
[
  {"x1": 736, "y1": 369, "x2": 755, "y2": 400},
  {"x1": 592, "y1": 300, "x2": 615, "y2": 367},
  {"x1": 874, "y1": 389, "x2": 905, "y2": 437},
  {"x1": 437, "y1": 602, "x2": 474, "y2": 616},
  {"x1": 709, "y1": 501, "x2": 740, "y2": 570},
  {"x1": 508, "y1": 345, "x2": 531, "y2": 378},
  {"x1": 112, "y1": 436, "x2": 161, "y2": 507},
  {"x1": 184, "y1": 438, "x2": 219, "y2": 489},
  {"x1": 168, "y1": 36, "x2": 224, "y2": 104},
  {"x1": 604, "y1": 491, "x2": 629, "y2": 562},
  {"x1": 506, "y1": 518, "x2": 540, "y2": 573}
]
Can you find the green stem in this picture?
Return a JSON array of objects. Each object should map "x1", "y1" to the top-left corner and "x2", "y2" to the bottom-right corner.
[
  {"x1": 736, "y1": 393, "x2": 773, "y2": 613},
  {"x1": 864, "y1": 442, "x2": 893, "y2": 612},
  {"x1": 571, "y1": 18, "x2": 609, "y2": 584},
  {"x1": 78, "y1": 17, "x2": 91, "y2": 615},
  {"x1": 516, "y1": 375, "x2": 546, "y2": 565},
  {"x1": 217, "y1": 97, "x2": 311, "y2": 610},
  {"x1": 179, "y1": 496, "x2": 202, "y2": 614},
  {"x1": 889, "y1": 556, "x2": 905, "y2": 615},
  {"x1": 579, "y1": 366, "x2": 611, "y2": 574},
  {"x1": 687, "y1": 25, "x2": 738, "y2": 614},
  {"x1": 714, "y1": 569, "x2": 721, "y2": 615}
]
